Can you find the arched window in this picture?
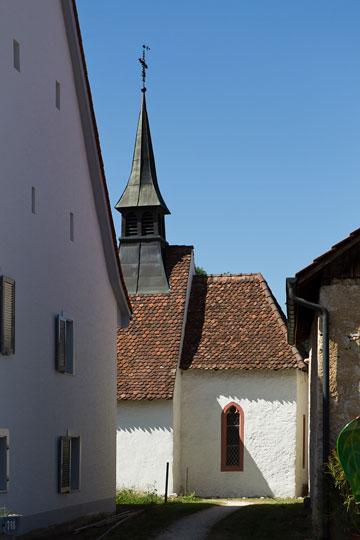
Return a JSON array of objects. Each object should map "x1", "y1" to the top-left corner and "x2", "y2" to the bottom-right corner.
[
  {"x1": 142, "y1": 212, "x2": 154, "y2": 236},
  {"x1": 125, "y1": 213, "x2": 137, "y2": 236},
  {"x1": 221, "y1": 402, "x2": 244, "y2": 471}
]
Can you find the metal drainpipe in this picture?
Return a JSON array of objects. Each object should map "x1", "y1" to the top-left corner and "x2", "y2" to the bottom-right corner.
[{"x1": 287, "y1": 280, "x2": 329, "y2": 540}]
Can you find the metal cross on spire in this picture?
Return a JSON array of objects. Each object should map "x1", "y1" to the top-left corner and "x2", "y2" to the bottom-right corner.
[{"x1": 139, "y1": 44, "x2": 150, "y2": 93}]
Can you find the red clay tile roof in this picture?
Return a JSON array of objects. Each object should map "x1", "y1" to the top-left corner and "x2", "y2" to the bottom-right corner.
[
  {"x1": 180, "y1": 273, "x2": 305, "y2": 371},
  {"x1": 117, "y1": 245, "x2": 193, "y2": 400}
]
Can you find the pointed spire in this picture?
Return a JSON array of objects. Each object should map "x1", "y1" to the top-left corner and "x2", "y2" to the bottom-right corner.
[{"x1": 115, "y1": 94, "x2": 170, "y2": 214}]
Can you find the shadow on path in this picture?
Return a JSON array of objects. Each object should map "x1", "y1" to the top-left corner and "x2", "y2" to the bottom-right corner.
[{"x1": 152, "y1": 502, "x2": 251, "y2": 540}]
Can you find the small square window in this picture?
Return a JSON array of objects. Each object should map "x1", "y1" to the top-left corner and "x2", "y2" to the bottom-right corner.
[
  {"x1": 13, "y1": 40, "x2": 20, "y2": 71},
  {"x1": 59, "y1": 434, "x2": 80, "y2": 493},
  {"x1": 55, "y1": 315, "x2": 73, "y2": 374},
  {"x1": 56, "y1": 81, "x2": 60, "y2": 110},
  {"x1": 0, "y1": 430, "x2": 9, "y2": 492}
]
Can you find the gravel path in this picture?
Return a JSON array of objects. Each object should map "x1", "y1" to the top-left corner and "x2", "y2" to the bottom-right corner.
[{"x1": 152, "y1": 501, "x2": 251, "y2": 540}]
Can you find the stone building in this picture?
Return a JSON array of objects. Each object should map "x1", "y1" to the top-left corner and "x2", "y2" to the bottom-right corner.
[
  {"x1": 286, "y1": 228, "x2": 360, "y2": 537},
  {"x1": 116, "y1": 89, "x2": 308, "y2": 498}
]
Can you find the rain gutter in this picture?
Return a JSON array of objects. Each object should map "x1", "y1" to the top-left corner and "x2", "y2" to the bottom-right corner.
[{"x1": 286, "y1": 277, "x2": 329, "y2": 540}]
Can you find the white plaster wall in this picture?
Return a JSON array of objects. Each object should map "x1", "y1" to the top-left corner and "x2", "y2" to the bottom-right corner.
[
  {"x1": 173, "y1": 370, "x2": 183, "y2": 496},
  {"x1": 177, "y1": 369, "x2": 299, "y2": 498},
  {"x1": 0, "y1": 0, "x2": 119, "y2": 530},
  {"x1": 117, "y1": 401, "x2": 174, "y2": 495}
]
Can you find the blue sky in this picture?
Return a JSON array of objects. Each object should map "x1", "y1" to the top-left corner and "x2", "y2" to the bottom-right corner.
[{"x1": 76, "y1": 0, "x2": 360, "y2": 310}]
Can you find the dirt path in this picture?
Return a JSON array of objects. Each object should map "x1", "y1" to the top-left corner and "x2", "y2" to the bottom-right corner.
[{"x1": 152, "y1": 501, "x2": 251, "y2": 540}]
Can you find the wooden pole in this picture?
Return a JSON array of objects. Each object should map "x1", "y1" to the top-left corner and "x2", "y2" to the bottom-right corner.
[{"x1": 164, "y1": 462, "x2": 169, "y2": 504}]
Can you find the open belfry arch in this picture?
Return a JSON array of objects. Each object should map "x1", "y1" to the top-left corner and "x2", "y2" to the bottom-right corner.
[{"x1": 116, "y1": 49, "x2": 308, "y2": 498}]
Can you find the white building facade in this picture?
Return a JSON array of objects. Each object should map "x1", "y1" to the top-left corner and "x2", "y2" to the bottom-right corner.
[{"x1": 0, "y1": 0, "x2": 131, "y2": 532}]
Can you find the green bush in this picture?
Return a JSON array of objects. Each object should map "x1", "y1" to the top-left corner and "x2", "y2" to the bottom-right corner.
[
  {"x1": 116, "y1": 487, "x2": 163, "y2": 505},
  {"x1": 116, "y1": 488, "x2": 203, "y2": 506},
  {"x1": 326, "y1": 449, "x2": 360, "y2": 533}
]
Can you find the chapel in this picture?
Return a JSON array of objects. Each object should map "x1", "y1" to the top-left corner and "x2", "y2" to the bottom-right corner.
[{"x1": 116, "y1": 82, "x2": 308, "y2": 498}]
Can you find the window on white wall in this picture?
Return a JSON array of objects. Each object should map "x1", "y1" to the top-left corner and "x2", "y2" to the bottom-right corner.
[
  {"x1": 56, "y1": 81, "x2": 60, "y2": 110},
  {"x1": 55, "y1": 315, "x2": 73, "y2": 374},
  {"x1": 13, "y1": 40, "x2": 20, "y2": 71},
  {"x1": 0, "y1": 276, "x2": 15, "y2": 355},
  {"x1": 70, "y1": 213, "x2": 74, "y2": 242},
  {"x1": 31, "y1": 187, "x2": 36, "y2": 214},
  {"x1": 58, "y1": 434, "x2": 80, "y2": 493},
  {"x1": 221, "y1": 402, "x2": 244, "y2": 472},
  {"x1": 0, "y1": 430, "x2": 9, "y2": 492}
]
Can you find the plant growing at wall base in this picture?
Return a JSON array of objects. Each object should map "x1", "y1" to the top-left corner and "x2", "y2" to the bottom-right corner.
[
  {"x1": 337, "y1": 417, "x2": 360, "y2": 504},
  {"x1": 326, "y1": 449, "x2": 360, "y2": 535}
]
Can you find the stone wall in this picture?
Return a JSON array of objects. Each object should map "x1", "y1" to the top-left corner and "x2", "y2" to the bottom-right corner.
[{"x1": 309, "y1": 279, "x2": 360, "y2": 537}]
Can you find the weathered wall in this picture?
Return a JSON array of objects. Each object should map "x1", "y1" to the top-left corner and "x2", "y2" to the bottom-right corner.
[
  {"x1": 0, "y1": 0, "x2": 119, "y2": 531},
  {"x1": 176, "y1": 369, "x2": 303, "y2": 498},
  {"x1": 322, "y1": 280, "x2": 360, "y2": 444},
  {"x1": 308, "y1": 279, "x2": 360, "y2": 538},
  {"x1": 116, "y1": 400, "x2": 174, "y2": 494}
]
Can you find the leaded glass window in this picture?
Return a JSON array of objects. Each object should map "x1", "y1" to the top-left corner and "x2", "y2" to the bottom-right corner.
[
  {"x1": 221, "y1": 402, "x2": 244, "y2": 471},
  {"x1": 226, "y1": 407, "x2": 240, "y2": 466}
]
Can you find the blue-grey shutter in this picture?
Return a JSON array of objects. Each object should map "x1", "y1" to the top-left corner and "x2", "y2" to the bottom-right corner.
[
  {"x1": 59, "y1": 436, "x2": 71, "y2": 493},
  {"x1": 70, "y1": 437, "x2": 80, "y2": 491},
  {"x1": 65, "y1": 320, "x2": 73, "y2": 374},
  {"x1": 0, "y1": 277, "x2": 15, "y2": 355},
  {"x1": 56, "y1": 315, "x2": 66, "y2": 372}
]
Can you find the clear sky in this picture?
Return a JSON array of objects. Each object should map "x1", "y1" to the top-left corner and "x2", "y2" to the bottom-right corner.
[{"x1": 76, "y1": 0, "x2": 360, "y2": 311}]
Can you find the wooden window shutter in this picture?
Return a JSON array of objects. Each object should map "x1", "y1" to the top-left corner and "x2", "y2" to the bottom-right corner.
[
  {"x1": 59, "y1": 436, "x2": 71, "y2": 493},
  {"x1": 0, "y1": 277, "x2": 15, "y2": 355},
  {"x1": 56, "y1": 315, "x2": 67, "y2": 372}
]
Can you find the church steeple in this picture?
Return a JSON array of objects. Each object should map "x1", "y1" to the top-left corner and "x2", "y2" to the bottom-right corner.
[
  {"x1": 115, "y1": 93, "x2": 170, "y2": 215},
  {"x1": 116, "y1": 50, "x2": 170, "y2": 295}
]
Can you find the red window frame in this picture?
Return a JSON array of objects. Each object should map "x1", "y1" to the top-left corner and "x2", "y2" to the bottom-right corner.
[{"x1": 221, "y1": 402, "x2": 244, "y2": 472}]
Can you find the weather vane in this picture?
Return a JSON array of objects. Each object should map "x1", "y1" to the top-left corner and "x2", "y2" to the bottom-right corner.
[{"x1": 139, "y1": 45, "x2": 150, "y2": 92}]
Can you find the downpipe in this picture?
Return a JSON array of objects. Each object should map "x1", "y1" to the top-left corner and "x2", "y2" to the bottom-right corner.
[{"x1": 287, "y1": 279, "x2": 329, "y2": 540}]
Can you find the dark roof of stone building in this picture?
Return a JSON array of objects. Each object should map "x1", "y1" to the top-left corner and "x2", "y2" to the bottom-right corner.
[
  {"x1": 117, "y1": 245, "x2": 193, "y2": 400},
  {"x1": 115, "y1": 94, "x2": 170, "y2": 214},
  {"x1": 287, "y1": 227, "x2": 360, "y2": 345},
  {"x1": 180, "y1": 273, "x2": 305, "y2": 371}
]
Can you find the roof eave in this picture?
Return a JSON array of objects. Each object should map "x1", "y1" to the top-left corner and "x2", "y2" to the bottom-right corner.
[{"x1": 61, "y1": 0, "x2": 131, "y2": 321}]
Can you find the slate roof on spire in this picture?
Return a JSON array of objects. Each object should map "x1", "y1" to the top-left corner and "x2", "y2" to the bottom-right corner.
[{"x1": 115, "y1": 94, "x2": 170, "y2": 213}]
